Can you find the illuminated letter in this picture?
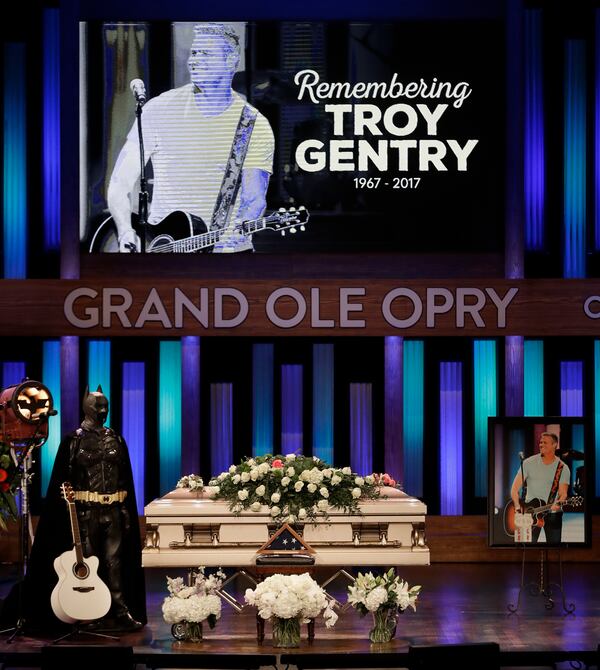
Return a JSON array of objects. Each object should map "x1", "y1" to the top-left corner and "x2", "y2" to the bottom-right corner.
[
  {"x1": 266, "y1": 288, "x2": 307, "y2": 328},
  {"x1": 64, "y1": 287, "x2": 99, "y2": 329},
  {"x1": 382, "y1": 288, "x2": 422, "y2": 328}
]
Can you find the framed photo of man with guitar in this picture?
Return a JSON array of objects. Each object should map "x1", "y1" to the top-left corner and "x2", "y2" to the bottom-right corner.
[{"x1": 488, "y1": 417, "x2": 591, "y2": 548}]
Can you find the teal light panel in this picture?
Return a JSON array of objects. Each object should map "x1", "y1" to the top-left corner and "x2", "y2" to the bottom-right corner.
[
  {"x1": 403, "y1": 340, "x2": 424, "y2": 497},
  {"x1": 473, "y1": 340, "x2": 497, "y2": 497},
  {"x1": 252, "y1": 344, "x2": 274, "y2": 456},
  {"x1": 159, "y1": 341, "x2": 182, "y2": 494},
  {"x1": 524, "y1": 340, "x2": 544, "y2": 416},
  {"x1": 87, "y1": 340, "x2": 111, "y2": 425}
]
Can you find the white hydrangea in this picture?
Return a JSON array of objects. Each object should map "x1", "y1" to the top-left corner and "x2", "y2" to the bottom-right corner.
[
  {"x1": 244, "y1": 573, "x2": 336, "y2": 628},
  {"x1": 365, "y1": 586, "x2": 389, "y2": 612}
]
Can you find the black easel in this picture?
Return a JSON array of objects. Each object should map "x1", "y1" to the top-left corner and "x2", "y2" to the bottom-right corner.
[{"x1": 507, "y1": 546, "x2": 575, "y2": 614}]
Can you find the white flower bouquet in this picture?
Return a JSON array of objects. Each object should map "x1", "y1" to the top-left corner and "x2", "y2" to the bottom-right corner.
[
  {"x1": 162, "y1": 567, "x2": 225, "y2": 640},
  {"x1": 176, "y1": 473, "x2": 205, "y2": 492},
  {"x1": 245, "y1": 572, "x2": 337, "y2": 646},
  {"x1": 347, "y1": 568, "x2": 421, "y2": 643}
]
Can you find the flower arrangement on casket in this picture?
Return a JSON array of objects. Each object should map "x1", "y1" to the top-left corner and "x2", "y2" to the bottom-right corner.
[
  {"x1": 178, "y1": 454, "x2": 384, "y2": 524},
  {"x1": 244, "y1": 572, "x2": 338, "y2": 628},
  {"x1": 162, "y1": 567, "x2": 225, "y2": 628},
  {"x1": 348, "y1": 568, "x2": 421, "y2": 615},
  {"x1": 0, "y1": 441, "x2": 18, "y2": 531}
]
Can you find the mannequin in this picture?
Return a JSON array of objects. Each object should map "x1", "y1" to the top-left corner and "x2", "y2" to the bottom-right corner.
[{"x1": 2, "y1": 386, "x2": 146, "y2": 632}]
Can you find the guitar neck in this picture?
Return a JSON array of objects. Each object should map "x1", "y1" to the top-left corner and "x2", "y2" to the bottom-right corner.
[{"x1": 67, "y1": 500, "x2": 85, "y2": 564}]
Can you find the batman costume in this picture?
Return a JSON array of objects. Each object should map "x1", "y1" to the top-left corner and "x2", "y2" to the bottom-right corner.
[{"x1": 2, "y1": 387, "x2": 146, "y2": 632}]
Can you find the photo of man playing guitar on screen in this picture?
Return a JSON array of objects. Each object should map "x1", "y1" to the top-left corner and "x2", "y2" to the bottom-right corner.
[
  {"x1": 509, "y1": 432, "x2": 571, "y2": 544},
  {"x1": 103, "y1": 22, "x2": 276, "y2": 254}
]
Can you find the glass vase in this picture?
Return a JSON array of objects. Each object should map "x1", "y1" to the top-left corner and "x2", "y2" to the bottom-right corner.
[
  {"x1": 171, "y1": 621, "x2": 203, "y2": 642},
  {"x1": 369, "y1": 607, "x2": 398, "y2": 644},
  {"x1": 271, "y1": 616, "x2": 301, "y2": 647}
]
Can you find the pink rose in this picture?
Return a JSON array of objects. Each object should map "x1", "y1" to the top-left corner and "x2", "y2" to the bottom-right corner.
[{"x1": 272, "y1": 459, "x2": 284, "y2": 468}]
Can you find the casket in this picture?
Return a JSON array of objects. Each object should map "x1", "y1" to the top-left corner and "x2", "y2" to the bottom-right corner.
[{"x1": 143, "y1": 487, "x2": 429, "y2": 567}]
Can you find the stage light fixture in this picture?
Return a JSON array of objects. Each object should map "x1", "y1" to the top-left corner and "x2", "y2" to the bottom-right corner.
[{"x1": 0, "y1": 379, "x2": 55, "y2": 448}]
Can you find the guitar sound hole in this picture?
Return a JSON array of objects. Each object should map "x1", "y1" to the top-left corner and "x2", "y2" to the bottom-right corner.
[{"x1": 73, "y1": 562, "x2": 89, "y2": 579}]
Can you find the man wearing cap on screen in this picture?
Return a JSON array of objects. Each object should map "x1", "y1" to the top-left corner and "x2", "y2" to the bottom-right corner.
[{"x1": 107, "y1": 23, "x2": 274, "y2": 253}]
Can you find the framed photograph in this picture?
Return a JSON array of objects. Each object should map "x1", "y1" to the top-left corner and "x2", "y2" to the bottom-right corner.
[{"x1": 488, "y1": 417, "x2": 591, "y2": 547}]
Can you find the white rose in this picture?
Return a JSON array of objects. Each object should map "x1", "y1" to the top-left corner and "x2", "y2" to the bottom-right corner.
[
  {"x1": 352, "y1": 487, "x2": 361, "y2": 499},
  {"x1": 313, "y1": 456, "x2": 320, "y2": 462},
  {"x1": 319, "y1": 487, "x2": 329, "y2": 498},
  {"x1": 300, "y1": 470, "x2": 310, "y2": 481},
  {"x1": 241, "y1": 472, "x2": 251, "y2": 483},
  {"x1": 250, "y1": 501, "x2": 261, "y2": 512},
  {"x1": 317, "y1": 499, "x2": 328, "y2": 511},
  {"x1": 233, "y1": 474, "x2": 241, "y2": 484},
  {"x1": 255, "y1": 484, "x2": 266, "y2": 497},
  {"x1": 294, "y1": 481, "x2": 304, "y2": 492},
  {"x1": 285, "y1": 454, "x2": 296, "y2": 461},
  {"x1": 365, "y1": 475, "x2": 375, "y2": 485},
  {"x1": 238, "y1": 489, "x2": 249, "y2": 501},
  {"x1": 298, "y1": 508, "x2": 307, "y2": 518},
  {"x1": 281, "y1": 476, "x2": 291, "y2": 487},
  {"x1": 322, "y1": 468, "x2": 333, "y2": 478},
  {"x1": 331, "y1": 475, "x2": 342, "y2": 485},
  {"x1": 342, "y1": 467, "x2": 352, "y2": 475},
  {"x1": 270, "y1": 506, "x2": 281, "y2": 517},
  {"x1": 217, "y1": 472, "x2": 228, "y2": 481},
  {"x1": 286, "y1": 467, "x2": 295, "y2": 477},
  {"x1": 271, "y1": 492, "x2": 281, "y2": 503},
  {"x1": 307, "y1": 483, "x2": 317, "y2": 493},
  {"x1": 250, "y1": 468, "x2": 259, "y2": 481},
  {"x1": 206, "y1": 485, "x2": 220, "y2": 496},
  {"x1": 258, "y1": 462, "x2": 270, "y2": 475},
  {"x1": 229, "y1": 465, "x2": 236, "y2": 474},
  {"x1": 247, "y1": 458, "x2": 256, "y2": 466},
  {"x1": 355, "y1": 476, "x2": 364, "y2": 486}
]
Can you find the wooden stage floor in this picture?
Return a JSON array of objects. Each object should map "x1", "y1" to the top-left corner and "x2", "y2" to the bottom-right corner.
[{"x1": 0, "y1": 563, "x2": 599, "y2": 668}]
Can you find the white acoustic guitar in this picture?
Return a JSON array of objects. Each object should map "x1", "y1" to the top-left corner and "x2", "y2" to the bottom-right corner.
[{"x1": 50, "y1": 482, "x2": 112, "y2": 623}]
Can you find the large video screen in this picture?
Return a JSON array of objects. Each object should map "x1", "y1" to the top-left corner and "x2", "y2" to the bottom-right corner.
[
  {"x1": 80, "y1": 21, "x2": 504, "y2": 255},
  {"x1": 488, "y1": 417, "x2": 591, "y2": 548}
]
